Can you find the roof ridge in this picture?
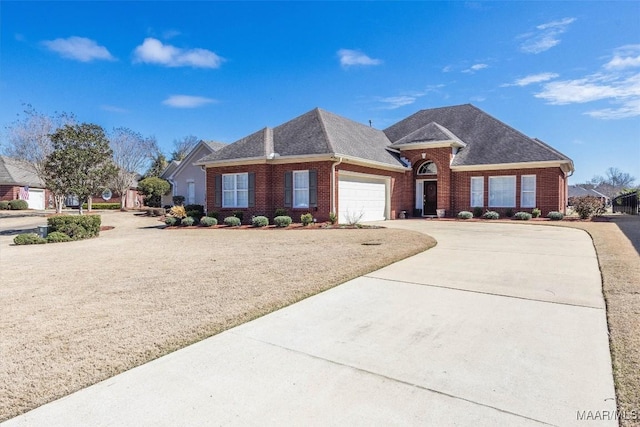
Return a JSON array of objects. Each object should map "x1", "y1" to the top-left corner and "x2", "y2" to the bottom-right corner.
[{"x1": 315, "y1": 108, "x2": 336, "y2": 153}]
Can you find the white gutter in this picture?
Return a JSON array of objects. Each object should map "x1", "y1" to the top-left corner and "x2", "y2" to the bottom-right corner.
[{"x1": 330, "y1": 157, "x2": 343, "y2": 214}]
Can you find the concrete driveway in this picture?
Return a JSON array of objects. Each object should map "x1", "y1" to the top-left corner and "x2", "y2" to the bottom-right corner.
[{"x1": 2, "y1": 220, "x2": 616, "y2": 426}]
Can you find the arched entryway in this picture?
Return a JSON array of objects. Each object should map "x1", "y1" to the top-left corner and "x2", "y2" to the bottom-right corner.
[{"x1": 415, "y1": 161, "x2": 437, "y2": 216}]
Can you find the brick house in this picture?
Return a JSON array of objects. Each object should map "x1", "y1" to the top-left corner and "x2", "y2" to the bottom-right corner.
[
  {"x1": 0, "y1": 156, "x2": 50, "y2": 210},
  {"x1": 196, "y1": 104, "x2": 574, "y2": 223}
]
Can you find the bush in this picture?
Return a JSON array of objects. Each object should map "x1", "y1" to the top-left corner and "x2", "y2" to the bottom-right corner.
[
  {"x1": 252, "y1": 215, "x2": 269, "y2": 227},
  {"x1": 301, "y1": 213, "x2": 313, "y2": 226},
  {"x1": 181, "y1": 216, "x2": 195, "y2": 226},
  {"x1": 0, "y1": 201, "x2": 10, "y2": 210},
  {"x1": 200, "y1": 216, "x2": 218, "y2": 227},
  {"x1": 172, "y1": 195, "x2": 185, "y2": 206},
  {"x1": 224, "y1": 216, "x2": 241, "y2": 227},
  {"x1": 184, "y1": 204, "x2": 204, "y2": 214},
  {"x1": 165, "y1": 216, "x2": 178, "y2": 226},
  {"x1": 207, "y1": 211, "x2": 219, "y2": 220},
  {"x1": 48, "y1": 215, "x2": 101, "y2": 240},
  {"x1": 457, "y1": 211, "x2": 473, "y2": 219},
  {"x1": 505, "y1": 208, "x2": 514, "y2": 218},
  {"x1": 232, "y1": 211, "x2": 244, "y2": 222},
  {"x1": 81, "y1": 203, "x2": 120, "y2": 210},
  {"x1": 482, "y1": 211, "x2": 500, "y2": 220},
  {"x1": 14, "y1": 233, "x2": 46, "y2": 245},
  {"x1": 274, "y1": 215, "x2": 292, "y2": 227},
  {"x1": 531, "y1": 208, "x2": 541, "y2": 218},
  {"x1": 472, "y1": 206, "x2": 483, "y2": 218},
  {"x1": 274, "y1": 208, "x2": 287, "y2": 218},
  {"x1": 138, "y1": 177, "x2": 170, "y2": 207},
  {"x1": 46, "y1": 231, "x2": 72, "y2": 243},
  {"x1": 571, "y1": 196, "x2": 606, "y2": 219},
  {"x1": 547, "y1": 211, "x2": 564, "y2": 221},
  {"x1": 169, "y1": 205, "x2": 187, "y2": 218},
  {"x1": 513, "y1": 212, "x2": 532, "y2": 221},
  {"x1": 328, "y1": 212, "x2": 337, "y2": 225},
  {"x1": 186, "y1": 210, "x2": 203, "y2": 219},
  {"x1": 9, "y1": 199, "x2": 29, "y2": 210}
]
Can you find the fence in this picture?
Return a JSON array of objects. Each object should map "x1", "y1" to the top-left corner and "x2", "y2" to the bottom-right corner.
[{"x1": 613, "y1": 191, "x2": 639, "y2": 215}]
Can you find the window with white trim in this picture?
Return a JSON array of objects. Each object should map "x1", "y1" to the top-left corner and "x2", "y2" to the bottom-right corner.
[
  {"x1": 521, "y1": 175, "x2": 536, "y2": 208},
  {"x1": 470, "y1": 177, "x2": 484, "y2": 207},
  {"x1": 489, "y1": 176, "x2": 516, "y2": 207},
  {"x1": 222, "y1": 173, "x2": 248, "y2": 208},
  {"x1": 293, "y1": 170, "x2": 309, "y2": 208}
]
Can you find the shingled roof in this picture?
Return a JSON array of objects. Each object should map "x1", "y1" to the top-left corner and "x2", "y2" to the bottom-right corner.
[
  {"x1": 390, "y1": 122, "x2": 466, "y2": 148},
  {"x1": 0, "y1": 156, "x2": 44, "y2": 187},
  {"x1": 384, "y1": 104, "x2": 573, "y2": 167},
  {"x1": 198, "y1": 108, "x2": 405, "y2": 168}
]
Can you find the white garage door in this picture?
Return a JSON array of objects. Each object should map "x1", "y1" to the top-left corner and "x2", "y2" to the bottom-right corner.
[
  {"x1": 26, "y1": 189, "x2": 45, "y2": 210},
  {"x1": 338, "y1": 174, "x2": 388, "y2": 223}
]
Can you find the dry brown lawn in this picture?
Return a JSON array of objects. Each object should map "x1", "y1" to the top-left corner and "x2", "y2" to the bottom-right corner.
[
  {"x1": 549, "y1": 216, "x2": 640, "y2": 426},
  {"x1": 0, "y1": 211, "x2": 435, "y2": 422}
]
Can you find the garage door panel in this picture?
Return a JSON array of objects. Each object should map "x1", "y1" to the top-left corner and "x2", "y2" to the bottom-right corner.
[
  {"x1": 27, "y1": 189, "x2": 45, "y2": 210},
  {"x1": 338, "y1": 175, "x2": 387, "y2": 223}
]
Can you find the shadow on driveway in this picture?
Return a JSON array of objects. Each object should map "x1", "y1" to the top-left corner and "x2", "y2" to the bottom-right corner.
[
  {"x1": 0, "y1": 227, "x2": 38, "y2": 236},
  {"x1": 610, "y1": 215, "x2": 640, "y2": 256}
]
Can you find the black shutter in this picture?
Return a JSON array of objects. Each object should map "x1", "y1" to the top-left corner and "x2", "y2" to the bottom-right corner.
[
  {"x1": 284, "y1": 171, "x2": 292, "y2": 208},
  {"x1": 309, "y1": 170, "x2": 317, "y2": 208},
  {"x1": 214, "y1": 174, "x2": 222, "y2": 208},
  {"x1": 248, "y1": 172, "x2": 255, "y2": 207}
]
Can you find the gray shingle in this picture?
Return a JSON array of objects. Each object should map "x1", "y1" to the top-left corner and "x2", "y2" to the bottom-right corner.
[
  {"x1": 0, "y1": 156, "x2": 44, "y2": 187},
  {"x1": 390, "y1": 122, "x2": 465, "y2": 147},
  {"x1": 384, "y1": 104, "x2": 572, "y2": 166}
]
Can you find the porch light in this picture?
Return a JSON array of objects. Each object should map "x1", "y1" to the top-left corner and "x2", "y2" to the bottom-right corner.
[{"x1": 421, "y1": 153, "x2": 426, "y2": 159}]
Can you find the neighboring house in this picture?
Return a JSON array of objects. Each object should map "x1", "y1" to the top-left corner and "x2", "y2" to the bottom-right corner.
[
  {"x1": 161, "y1": 141, "x2": 226, "y2": 206},
  {"x1": 568, "y1": 185, "x2": 609, "y2": 206},
  {"x1": 197, "y1": 104, "x2": 574, "y2": 222},
  {"x1": 0, "y1": 156, "x2": 50, "y2": 210}
]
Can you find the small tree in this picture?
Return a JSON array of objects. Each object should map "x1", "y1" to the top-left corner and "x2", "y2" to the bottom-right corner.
[
  {"x1": 138, "y1": 177, "x2": 170, "y2": 207},
  {"x1": 44, "y1": 124, "x2": 117, "y2": 214},
  {"x1": 170, "y1": 135, "x2": 198, "y2": 161},
  {"x1": 145, "y1": 152, "x2": 168, "y2": 178},
  {"x1": 571, "y1": 196, "x2": 606, "y2": 219}
]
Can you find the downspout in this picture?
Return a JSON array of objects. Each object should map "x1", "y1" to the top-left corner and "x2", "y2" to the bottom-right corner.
[{"x1": 330, "y1": 157, "x2": 343, "y2": 214}]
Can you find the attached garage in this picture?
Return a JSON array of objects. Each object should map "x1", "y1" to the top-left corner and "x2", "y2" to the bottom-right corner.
[
  {"x1": 26, "y1": 188, "x2": 46, "y2": 210},
  {"x1": 338, "y1": 172, "x2": 389, "y2": 223}
]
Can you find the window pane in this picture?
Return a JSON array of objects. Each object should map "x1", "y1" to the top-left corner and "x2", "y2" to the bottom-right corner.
[
  {"x1": 236, "y1": 190, "x2": 248, "y2": 207},
  {"x1": 489, "y1": 176, "x2": 515, "y2": 207},
  {"x1": 294, "y1": 171, "x2": 309, "y2": 188},
  {"x1": 223, "y1": 175, "x2": 235, "y2": 190},
  {"x1": 236, "y1": 173, "x2": 248, "y2": 190},
  {"x1": 294, "y1": 189, "x2": 309, "y2": 207},
  {"x1": 223, "y1": 191, "x2": 234, "y2": 207},
  {"x1": 522, "y1": 176, "x2": 535, "y2": 191},
  {"x1": 471, "y1": 177, "x2": 483, "y2": 191},
  {"x1": 522, "y1": 192, "x2": 535, "y2": 208}
]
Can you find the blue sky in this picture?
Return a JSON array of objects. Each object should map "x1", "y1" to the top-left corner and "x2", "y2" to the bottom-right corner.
[{"x1": 1, "y1": 1, "x2": 639, "y2": 183}]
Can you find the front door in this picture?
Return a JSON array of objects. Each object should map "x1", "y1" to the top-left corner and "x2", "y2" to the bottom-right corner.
[{"x1": 423, "y1": 181, "x2": 437, "y2": 216}]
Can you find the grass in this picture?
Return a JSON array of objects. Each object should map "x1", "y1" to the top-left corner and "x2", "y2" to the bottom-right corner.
[
  {"x1": 548, "y1": 215, "x2": 640, "y2": 426},
  {"x1": 0, "y1": 212, "x2": 436, "y2": 422}
]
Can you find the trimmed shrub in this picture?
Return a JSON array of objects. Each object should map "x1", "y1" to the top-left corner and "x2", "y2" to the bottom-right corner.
[
  {"x1": 207, "y1": 211, "x2": 219, "y2": 220},
  {"x1": 165, "y1": 216, "x2": 178, "y2": 226},
  {"x1": 274, "y1": 215, "x2": 292, "y2": 227},
  {"x1": 482, "y1": 211, "x2": 500, "y2": 220},
  {"x1": 224, "y1": 216, "x2": 241, "y2": 227},
  {"x1": 232, "y1": 211, "x2": 244, "y2": 222},
  {"x1": 531, "y1": 208, "x2": 541, "y2": 218},
  {"x1": 46, "y1": 231, "x2": 72, "y2": 243},
  {"x1": 274, "y1": 208, "x2": 287, "y2": 218},
  {"x1": 172, "y1": 195, "x2": 185, "y2": 206},
  {"x1": 81, "y1": 203, "x2": 120, "y2": 210},
  {"x1": 186, "y1": 210, "x2": 203, "y2": 219},
  {"x1": 200, "y1": 216, "x2": 218, "y2": 227},
  {"x1": 0, "y1": 201, "x2": 10, "y2": 210},
  {"x1": 505, "y1": 208, "x2": 514, "y2": 218},
  {"x1": 301, "y1": 213, "x2": 313, "y2": 226},
  {"x1": 457, "y1": 211, "x2": 473, "y2": 219},
  {"x1": 252, "y1": 215, "x2": 269, "y2": 227},
  {"x1": 14, "y1": 233, "x2": 46, "y2": 245},
  {"x1": 181, "y1": 216, "x2": 195, "y2": 226},
  {"x1": 548, "y1": 211, "x2": 564, "y2": 221},
  {"x1": 571, "y1": 195, "x2": 606, "y2": 219},
  {"x1": 513, "y1": 212, "x2": 532, "y2": 221},
  {"x1": 185, "y1": 204, "x2": 204, "y2": 214},
  {"x1": 48, "y1": 215, "x2": 101, "y2": 240},
  {"x1": 472, "y1": 206, "x2": 483, "y2": 218},
  {"x1": 9, "y1": 199, "x2": 29, "y2": 210}
]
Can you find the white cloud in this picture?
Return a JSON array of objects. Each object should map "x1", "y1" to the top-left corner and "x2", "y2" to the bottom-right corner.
[
  {"x1": 378, "y1": 96, "x2": 417, "y2": 109},
  {"x1": 503, "y1": 72, "x2": 559, "y2": 87},
  {"x1": 338, "y1": 49, "x2": 382, "y2": 67},
  {"x1": 162, "y1": 95, "x2": 216, "y2": 108},
  {"x1": 42, "y1": 36, "x2": 115, "y2": 62},
  {"x1": 101, "y1": 105, "x2": 129, "y2": 113},
  {"x1": 519, "y1": 17, "x2": 576, "y2": 54},
  {"x1": 462, "y1": 63, "x2": 488, "y2": 73},
  {"x1": 442, "y1": 65, "x2": 452, "y2": 73},
  {"x1": 604, "y1": 44, "x2": 640, "y2": 70},
  {"x1": 133, "y1": 38, "x2": 223, "y2": 68}
]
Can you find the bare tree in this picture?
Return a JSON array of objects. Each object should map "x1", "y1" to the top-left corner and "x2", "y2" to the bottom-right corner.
[
  {"x1": 590, "y1": 167, "x2": 636, "y2": 198},
  {"x1": 109, "y1": 127, "x2": 158, "y2": 209},
  {"x1": 170, "y1": 135, "x2": 199, "y2": 161},
  {"x1": 3, "y1": 104, "x2": 75, "y2": 210}
]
